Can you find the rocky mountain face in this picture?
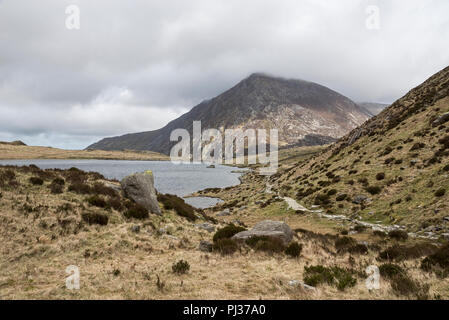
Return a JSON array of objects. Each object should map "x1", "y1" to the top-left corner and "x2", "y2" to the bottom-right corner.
[
  {"x1": 273, "y1": 66, "x2": 449, "y2": 234},
  {"x1": 87, "y1": 73, "x2": 371, "y2": 154},
  {"x1": 357, "y1": 102, "x2": 389, "y2": 116}
]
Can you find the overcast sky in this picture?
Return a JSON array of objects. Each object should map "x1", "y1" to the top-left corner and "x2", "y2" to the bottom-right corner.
[{"x1": 0, "y1": 0, "x2": 448, "y2": 149}]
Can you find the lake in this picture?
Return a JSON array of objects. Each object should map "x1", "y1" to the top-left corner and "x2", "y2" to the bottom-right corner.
[{"x1": 0, "y1": 159, "x2": 246, "y2": 208}]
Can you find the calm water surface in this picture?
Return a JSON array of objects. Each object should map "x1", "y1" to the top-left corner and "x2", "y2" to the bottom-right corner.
[{"x1": 0, "y1": 159, "x2": 246, "y2": 208}]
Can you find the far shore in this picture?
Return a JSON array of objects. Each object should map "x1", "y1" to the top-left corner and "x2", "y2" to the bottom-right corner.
[{"x1": 0, "y1": 143, "x2": 169, "y2": 161}]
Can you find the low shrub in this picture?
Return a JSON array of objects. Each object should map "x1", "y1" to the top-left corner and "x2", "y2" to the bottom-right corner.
[
  {"x1": 49, "y1": 182, "x2": 64, "y2": 194},
  {"x1": 124, "y1": 203, "x2": 149, "y2": 220},
  {"x1": 303, "y1": 265, "x2": 356, "y2": 291},
  {"x1": 314, "y1": 193, "x2": 331, "y2": 205},
  {"x1": 92, "y1": 182, "x2": 118, "y2": 197},
  {"x1": 29, "y1": 177, "x2": 44, "y2": 186},
  {"x1": 172, "y1": 260, "x2": 190, "y2": 274},
  {"x1": 81, "y1": 212, "x2": 108, "y2": 226},
  {"x1": 336, "y1": 194, "x2": 348, "y2": 202},
  {"x1": 435, "y1": 188, "x2": 446, "y2": 197},
  {"x1": 107, "y1": 197, "x2": 123, "y2": 211},
  {"x1": 157, "y1": 193, "x2": 197, "y2": 221},
  {"x1": 376, "y1": 172, "x2": 385, "y2": 181},
  {"x1": 285, "y1": 242, "x2": 303, "y2": 258}
]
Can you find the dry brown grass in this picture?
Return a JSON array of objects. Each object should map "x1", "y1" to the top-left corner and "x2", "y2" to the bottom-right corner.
[{"x1": 0, "y1": 156, "x2": 448, "y2": 300}]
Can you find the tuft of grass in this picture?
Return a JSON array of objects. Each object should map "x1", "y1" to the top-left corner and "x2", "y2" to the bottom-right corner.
[
  {"x1": 379, "y1": 243, "x2": 438, "y2": 262},
  {"x1": 365, "y1": 185, "x2": 382, "y2": 195},
  {"x1": 303, "y1": 265, "x2": 356, "y2": 291},
  {"x1": 421, "y1": 244, "x2": 449, "y2": 277},
  {"x1": 172, "y1": 260, "x2": 190, "y2": 275},
  {"x1": 29, "y1": 177, "x2": 44, "y2": 186},
  {"x1": 124, "y1": 202, "x2": 149, "y2": 220},
  {"x1": 245, "y1": 236, "x2": 286, "y2": 254},
  {"x1": 435, "y1": 188, "x2": 446, "y2": 197},
  {"x1": 285, "y1": 242, "x2": 302, "y2": 258},
  {"x1": 379, "y1": 263, "x2": 405, "y2": 279}
]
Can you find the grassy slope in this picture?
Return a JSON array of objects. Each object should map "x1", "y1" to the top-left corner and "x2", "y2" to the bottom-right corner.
[{"x1": 272, "y1": 67, "x2": 449, "y2": 233}]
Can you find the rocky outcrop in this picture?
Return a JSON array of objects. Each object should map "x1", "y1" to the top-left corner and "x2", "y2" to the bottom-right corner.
[
  {"x1": 232, "y1": 220, "x2": 294, "y2": 245},
  {"x1": 120, "y1": 171, "x2": 162, "y2": 215}
]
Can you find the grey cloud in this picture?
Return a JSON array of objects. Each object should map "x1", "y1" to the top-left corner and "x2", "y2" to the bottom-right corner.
[{"x1": 0, "y1": 0, "x2": 448, "y2": 148}]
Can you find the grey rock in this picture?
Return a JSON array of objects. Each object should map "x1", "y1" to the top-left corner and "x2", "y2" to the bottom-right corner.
[
  {"x1": 217, "y1": 209, "x2": 231, "y2": 217},
  {"x1": 232, "y1": 220, "x2": 294, "y2": 245},
  {"x1": 288, "y1": 280, "x2": 316, "y2": 291},
  {"x1": 103, "y1": 181, "x2": 122, "y2": 193},
  {"x1": 196, "y1": 223, "x2": 216, "y2": 233},
  {"x1": 131, "y1": 225, "x2": 141, "y2": 233},
  {"x1": 120, "y1": 171, "x2": 162, "y2": 215},
  {"x1": 353, "y1": 195, "x2": 370, "y2": 204},
  {"x1": 199, "y1": 240, "x2": 213, "y2": 252},
  {"x1": 432, "y1": 112, "x2": 449, "y2": 127}
]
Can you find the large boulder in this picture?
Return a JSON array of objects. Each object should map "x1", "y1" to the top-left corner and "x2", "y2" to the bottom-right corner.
[
  {"x1": 232, "y1": 220, "x2": 294, "y2": 245},
  {"x1": 121, "y1": 171, "x2": 162, "y2": 215}
]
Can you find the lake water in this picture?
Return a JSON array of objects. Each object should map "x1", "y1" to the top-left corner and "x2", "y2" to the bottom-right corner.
[{"x1": 0, "y1": 159, "x2": 246, "y2": 208}]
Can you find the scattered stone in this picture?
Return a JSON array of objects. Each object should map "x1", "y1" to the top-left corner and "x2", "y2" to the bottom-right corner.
[
  {"x1": 131, "y1": 225, "x2": 141, "y2": 233},
  {"x1": 353, "y1": 195, "x2": 370, "y2": 204},
  {"x1": 232, "y1": 220, "x2": 294, "y2": 245},
  {"x1": 441, "y1": 233, "x2": 449, "y2": 240},
  {"x1": 288, "y1": 280, "x2": 316, "y2": 291},
  {"x1": 217, "y1": 209, "x2": 231, "y2": 217},
  {"x1": 195, "y1": 223, "x2": 216, "y2": 233},
  {"x1": 121, "y1": 171, "x2": 162, "y2": 215},
  {"x1": 199, "y1": 240, "x2": 213, "y2": 252}
]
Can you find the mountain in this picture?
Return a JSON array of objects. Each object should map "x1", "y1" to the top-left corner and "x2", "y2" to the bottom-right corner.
[
  {"x1": 357, "y1": 102, "x2": 390, "y2": 116},
  {"x1": 273, "y1": 66, "x2": 449, "y2": 233},
  {"x1": 88, "y1": 73, "x2": 371, "y2": 154}
]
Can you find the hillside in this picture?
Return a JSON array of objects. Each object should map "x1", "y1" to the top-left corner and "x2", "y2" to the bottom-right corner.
[
  {"x1": 88, "y1": 73, "x2": 371, "y2": 154},
  {"x1": 269, "y1": 66, "x2": 449, "y2": 235}
]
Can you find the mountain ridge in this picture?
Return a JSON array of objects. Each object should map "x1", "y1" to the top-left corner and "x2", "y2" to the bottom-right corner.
[{"x1": 87, "y1": 73, "x2": 371, "y2": 154}]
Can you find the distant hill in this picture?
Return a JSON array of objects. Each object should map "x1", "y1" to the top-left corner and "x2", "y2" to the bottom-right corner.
[
  {"x1": 357, "y1": 102, "x2": 390, "y2": 115},
  {"x1": 88, "y1": 73, "x2": 371, "y2": 154},
  {"x1": 273, "y1": 66, "x2": 449, "y2": 233},
  {"x1": 0, "y1": 140, "x2": 27, "y2": 146}
]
